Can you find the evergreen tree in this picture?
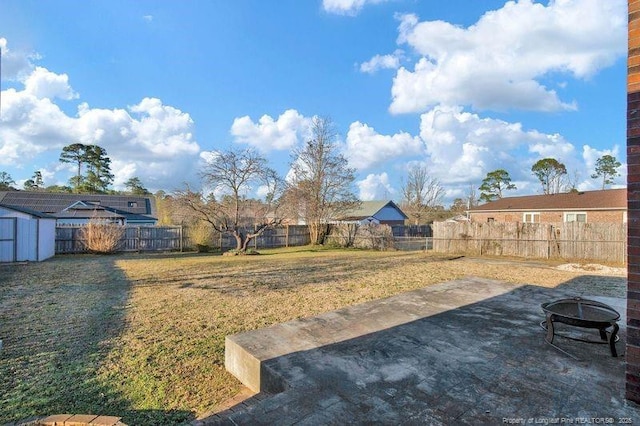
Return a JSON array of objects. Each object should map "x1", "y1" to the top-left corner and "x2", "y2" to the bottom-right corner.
[
  {"x1": 591, "y1": 154, "x2": 621, "y2": 190},
  {"x1": 531, "y1": 158, "x2": 567, "y2": 194},
  {"x1": 0, "y1": 172, "x2": 15, "y2": 190},
  {"x1": 124, "y1": 177, "x2": 151, "y2": 195},
  {"x1": 23, "y1": 171, "x2": 45, "y2": 191},
  {"x1": 478, "y1": 169, "x2": 516, "y2": 202}
]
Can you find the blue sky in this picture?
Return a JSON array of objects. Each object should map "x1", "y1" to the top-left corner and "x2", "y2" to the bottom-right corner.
[{"x1": 0, "y1": 0, "x2": 628, "y2": 205}]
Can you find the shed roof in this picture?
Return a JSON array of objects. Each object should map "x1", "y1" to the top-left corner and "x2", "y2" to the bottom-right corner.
[
  {"x1": 0, "y1": 203, "x2": 56, "y2": 219},
  {"x1": 469, "y1": 188, "x2": 626, "y2": 212}
]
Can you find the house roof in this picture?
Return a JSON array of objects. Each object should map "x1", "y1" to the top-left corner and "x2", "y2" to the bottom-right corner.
[
  {"x1": 469, "y1": 188, "x2": 626, "y2": 212},
  {"x1": 53, "y1": 205, "x2": 126, "y2": 220},
  {"x1": 0, "y1": 191, "x2": 157, "y2": 220},
  {"x1": 337, "y1": 200, "x2": 408, "y2": 221},
  {"x1": 0, "y1": 203, "x2": 56, "y2": 219}
]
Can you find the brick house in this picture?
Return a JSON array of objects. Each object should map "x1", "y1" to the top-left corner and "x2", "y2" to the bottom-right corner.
[{"x1": 468, "y1": 188, "x2": 626, "y2": 224}]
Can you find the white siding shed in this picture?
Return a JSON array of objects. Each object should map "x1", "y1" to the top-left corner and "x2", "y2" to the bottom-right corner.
[{"x1": 0, "y1": 204, "x2": 56, "y2": 262}]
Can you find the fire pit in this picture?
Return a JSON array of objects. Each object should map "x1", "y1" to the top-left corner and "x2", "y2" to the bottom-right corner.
[{"x1": 541, "y1": 297, "x2": 620, "y2": 357}]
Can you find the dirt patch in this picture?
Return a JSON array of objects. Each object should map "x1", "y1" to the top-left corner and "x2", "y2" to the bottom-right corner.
[{"x1": 555, "y1": 263, "x2": 626, "y2": 276}]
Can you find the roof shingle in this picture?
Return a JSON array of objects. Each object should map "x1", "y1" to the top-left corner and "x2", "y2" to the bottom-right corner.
[{"x1": 469, "y1": 189, "x2": 626, "y2": 212}]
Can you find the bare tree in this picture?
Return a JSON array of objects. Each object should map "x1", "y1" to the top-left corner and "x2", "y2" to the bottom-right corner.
[
  {"x1": 175, "y1": 149, "x2": 283, "y2": 253},
  {"x1": 401, "y1": 165, "x2": 444, "y2": 224},
  {"x1": 287, "y1": 117, "x2": 360, "y2": 245},
  {"x1": 466, "y1": 184, "x2": 479, "y2": 209}
]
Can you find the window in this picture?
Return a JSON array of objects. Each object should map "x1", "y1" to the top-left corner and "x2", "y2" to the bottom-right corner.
[
  {"x1": 564, "y1": 212, "x2": 587, "y2": 223},
  {"x1": 523, "y1": 212, "x2": 540, "y2": 223},
  {"x1": 487, "y1": 217, "x2": 495, "y2": 223}
]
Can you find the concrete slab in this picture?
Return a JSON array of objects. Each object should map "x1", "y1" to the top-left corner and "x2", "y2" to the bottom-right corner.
[
  {"x1": 225, "y1": 277, "x2": 518, "y2": 392},
  {"x1": 214, "y1": 277, "x2": 640, "y2": 425}
]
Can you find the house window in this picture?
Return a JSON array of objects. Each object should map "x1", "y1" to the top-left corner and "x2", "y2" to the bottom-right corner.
[
  {"x1": 564, "y1": 212, "x2": 587, "y2": 223},
  {"x1": 128, "y1": 201, "x2": 138, "y2": 208},
  {"x1": 487, "y1": 218, "x2": 495, "y2": 223},
  {"x1": 523, "y1": 212, "x2": 540, "y2": 223}
]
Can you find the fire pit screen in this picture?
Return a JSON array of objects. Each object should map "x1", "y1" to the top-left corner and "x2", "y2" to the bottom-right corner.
[{"x1": 541, "y1": 297, "x2": 620, "y2": 357}]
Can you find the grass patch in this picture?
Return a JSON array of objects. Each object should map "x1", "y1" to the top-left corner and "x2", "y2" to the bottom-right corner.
[{"x1": 0, "y1": 247, "x2": 624, "y2": 425}]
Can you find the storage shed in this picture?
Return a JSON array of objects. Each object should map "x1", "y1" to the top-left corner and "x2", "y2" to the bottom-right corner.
[{"x1": 0, "y1": 203, "x2": 56, "y2": 262}]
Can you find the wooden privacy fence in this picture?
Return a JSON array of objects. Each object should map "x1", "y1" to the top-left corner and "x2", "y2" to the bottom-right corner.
[
  {"x1": 184, "y1": 225, "x2": 311, "y2": 251},
  {"x1": 56, "y1": 226, "x2": 183, "y2": 254},
  {"x1": 56, "y1": 225, "x2": 311, "y2": 254},
  {"x1": 432, "y1": 222, "x2": 627, "y2": 264}
]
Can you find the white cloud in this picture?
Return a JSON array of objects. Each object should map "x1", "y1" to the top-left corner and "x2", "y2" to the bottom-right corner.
[
  {"x1": 0, "y1": 66, "x2": 200, "y2": 190},
  {"x1": 528, "y1": 135, "x2": 575, "y2": 159},
  {"x1": 357, "y1": 173, "x2": 395, "y2": 201},
  {"x1": 143, "y1": 15, "x2": 154, "y2": 22},
  {"x1": 360, "y1": 50, "x2": 403, "y2": 74},
  {"x1": 322, "y1": 0, "x2": 389, "y2": 16},
  {"x1": 24, "y1": 67, "x2": 78, "y2": 100},
  {"x1": 231, "y1": 109, "x2": 311, "y2": 151},
  {"x1": 0, "y1": 38, "x2": 39, "y2": 81},
  {"x1": 390, "y1": 0, "x2": 626, "y2": 113},
  {"x1": 418, "y1": 105, "x2": 577, "y2": 185},
  {"x1": 345, "y1": 121, "x2": 423, "y2": 170}
]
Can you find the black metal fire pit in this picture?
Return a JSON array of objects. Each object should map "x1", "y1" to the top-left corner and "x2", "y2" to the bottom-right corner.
[{"x1": 541, "y1": 297, "x2": 620, "y2": 357}]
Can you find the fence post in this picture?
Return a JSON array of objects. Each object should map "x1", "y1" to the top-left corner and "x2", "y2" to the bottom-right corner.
[
  {"x1": 179, "y1": 226, "x2": 184, "y2": 252},
  {"x1": 286, "y1": 225, "x2": 289, "y2": 248}
]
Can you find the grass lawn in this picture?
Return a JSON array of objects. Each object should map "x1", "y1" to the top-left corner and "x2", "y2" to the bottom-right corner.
[{"x1": 0, "y1": 247, "x2": 625, "y2": 425}]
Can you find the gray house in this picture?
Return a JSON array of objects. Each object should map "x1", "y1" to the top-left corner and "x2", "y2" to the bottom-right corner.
[
  {"x1": 0, "y1": 191, "x2": 158, "y2": 226},
  {"x1": 334, "y1": 200, "x2": 408, "y2": 226}
]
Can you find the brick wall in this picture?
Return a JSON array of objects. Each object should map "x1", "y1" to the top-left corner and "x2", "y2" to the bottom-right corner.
[
  {"x1": 469, "y1": 210, "x2": 624, "y2": 223},
  {"x1": 628, "y1": 0, "x2": 640, "y2": 404}
]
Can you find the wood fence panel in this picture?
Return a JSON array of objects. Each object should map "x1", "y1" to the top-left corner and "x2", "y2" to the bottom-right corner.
[
  {"x1": 432, "y1": 222, "x2": 626, "y2": 264},
  {"x1": 56, "y1": 226, "x2": 183, "y2": 254}
]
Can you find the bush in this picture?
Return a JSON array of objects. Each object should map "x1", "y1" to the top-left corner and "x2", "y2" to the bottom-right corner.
[
  {"x1": 187, "y1": 222, "x2": 214, "y2": 250},
  {"x1": 326, "y1": 223, "x2": 394, "y2": 250},
  {"x1": 79, "y1": 221, "x2": 125, "y2": 254}
]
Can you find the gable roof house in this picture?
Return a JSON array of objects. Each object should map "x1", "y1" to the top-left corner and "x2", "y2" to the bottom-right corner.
[
  {"x1": 468, "y1": 188, "x2": 626, "y2": 224},
  {"x1": 0, "y1": 191, "x2": 158, "y2": 226},
  {"x1": 333, "y1": 200, "x2": 408, "y2": 226}
]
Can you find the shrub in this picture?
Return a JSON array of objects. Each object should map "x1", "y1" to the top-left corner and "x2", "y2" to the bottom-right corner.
[
  {"x1": 187, "y1": 222, "x2": 214, "y2": 251},
  {"x1": 79, "y1": 221, "x2": 125, "y2": 254}
]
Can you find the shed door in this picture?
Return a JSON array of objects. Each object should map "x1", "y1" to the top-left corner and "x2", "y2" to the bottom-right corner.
[{"x1": 0, "y1": 218, "x2": 17, "y2": 262}]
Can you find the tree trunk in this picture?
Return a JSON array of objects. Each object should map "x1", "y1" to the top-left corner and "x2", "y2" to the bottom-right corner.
[
  {"x1": 233, "y1": 231, "x2": 245, "y2": 252},
  {"x1": 241, "y1": 236, "x2": 252, "y2": 252}
]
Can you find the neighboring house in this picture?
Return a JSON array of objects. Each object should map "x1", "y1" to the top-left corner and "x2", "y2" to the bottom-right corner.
[
  {"x1": 445, "y1": 214, "x2": 471, "y2": 223},
  {"x1": 0, "y1": 203, "x2": 56, "y2": 262},
  {"x1": 468, "y1": 188, "x2": 626, "y2": 224},
  {"x1": 333, "y1": 200, "x2": 408, "y2": 226},
  {"x1": 0, "y1": 191, "x2": 157, "y2": 226}
]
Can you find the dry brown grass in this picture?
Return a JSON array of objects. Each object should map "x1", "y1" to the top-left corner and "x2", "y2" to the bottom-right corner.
[{"x1": 0, "y1": 247, "x2": 626, "y2": 425}]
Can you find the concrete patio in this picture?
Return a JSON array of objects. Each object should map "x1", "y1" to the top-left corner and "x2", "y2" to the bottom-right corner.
[{"x1": 201, "y1": 276, "x2": 640, "y2": 425}]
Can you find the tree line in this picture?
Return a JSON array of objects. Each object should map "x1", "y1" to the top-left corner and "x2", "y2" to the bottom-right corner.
[
  {"x1": 477, "y1": 155, "x2": 621, "y2": 202},
  {"x1": 0, "y1": 143, "x2": 150, "y2": 195},
  {"x1": 0, "y1": 130, "x2": 624, "y2": 251}
]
